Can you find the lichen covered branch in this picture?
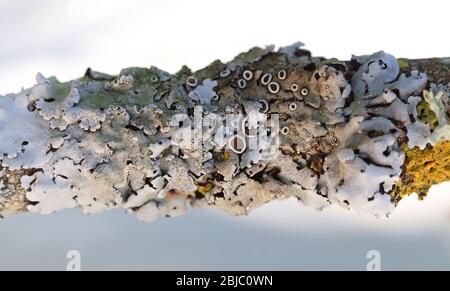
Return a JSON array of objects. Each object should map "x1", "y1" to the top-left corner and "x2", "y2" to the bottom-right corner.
[{"x1": 0, "y1": 43, "x2": 449, "y2": 221}]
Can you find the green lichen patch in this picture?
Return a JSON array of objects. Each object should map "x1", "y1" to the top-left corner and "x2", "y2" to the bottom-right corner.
[
  {"x1": 417, "y1": 99, "x2": 439, "y2": 130},
  {"x1": 45, "y1": 77, "x2": 72, "y2": 102}
]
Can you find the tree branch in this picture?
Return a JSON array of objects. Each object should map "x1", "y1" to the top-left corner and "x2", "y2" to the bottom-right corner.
[{"x1": 0, "y1": 43, "x2": 449, "y2": 221}]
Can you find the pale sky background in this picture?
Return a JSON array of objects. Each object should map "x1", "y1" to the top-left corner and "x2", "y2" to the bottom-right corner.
[{"x1": 0, "y1": 0, "x2": 449, "y2": 270}]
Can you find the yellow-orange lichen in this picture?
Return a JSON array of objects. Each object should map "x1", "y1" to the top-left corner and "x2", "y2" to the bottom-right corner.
[
  {"x1": 391, "y1": 140, "x2": 450, "y2": 200},
  {"x1": 196, "y1": 181, "x2": 214, "y2": 195}
]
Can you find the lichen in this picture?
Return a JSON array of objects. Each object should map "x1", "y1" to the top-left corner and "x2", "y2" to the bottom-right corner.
[
  {"x1": 391, "y1": 141, "x2": 450, "y2": 200},
  {"x1": 1, "y1": 42, "x2": 449, "y2": 221}
]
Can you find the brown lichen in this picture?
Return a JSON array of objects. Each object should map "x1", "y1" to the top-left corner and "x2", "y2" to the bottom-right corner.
[
  {"x1": 399, "y1": 58, "x2": 450, "y2": 85},
  {"x1": 0, "y1": 166, "x2": 41, "y2": 216}
]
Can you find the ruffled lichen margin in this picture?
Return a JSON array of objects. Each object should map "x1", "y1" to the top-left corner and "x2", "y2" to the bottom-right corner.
[{"x1": 0, "y1": 43, "x2": 449, "y2": 221}]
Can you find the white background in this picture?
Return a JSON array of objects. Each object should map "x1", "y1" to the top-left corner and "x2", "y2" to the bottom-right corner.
[{"x1": 0, "y1": 0, "x2": 449, "y2": 270}]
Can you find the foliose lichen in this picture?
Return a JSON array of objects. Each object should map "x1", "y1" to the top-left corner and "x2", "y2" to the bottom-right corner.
[{"x1": 1, "y1": 43, "x2": 449, "y2": 220}]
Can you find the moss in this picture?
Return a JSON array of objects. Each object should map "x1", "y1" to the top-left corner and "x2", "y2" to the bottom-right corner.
[{"x1": 391, "y1": 140, "x2": 450, "y2": 200}]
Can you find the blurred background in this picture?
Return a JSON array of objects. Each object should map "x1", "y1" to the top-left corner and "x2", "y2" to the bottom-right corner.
[{"x1": 0, "y1": 0, "x2": 449, "y2": 270}]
